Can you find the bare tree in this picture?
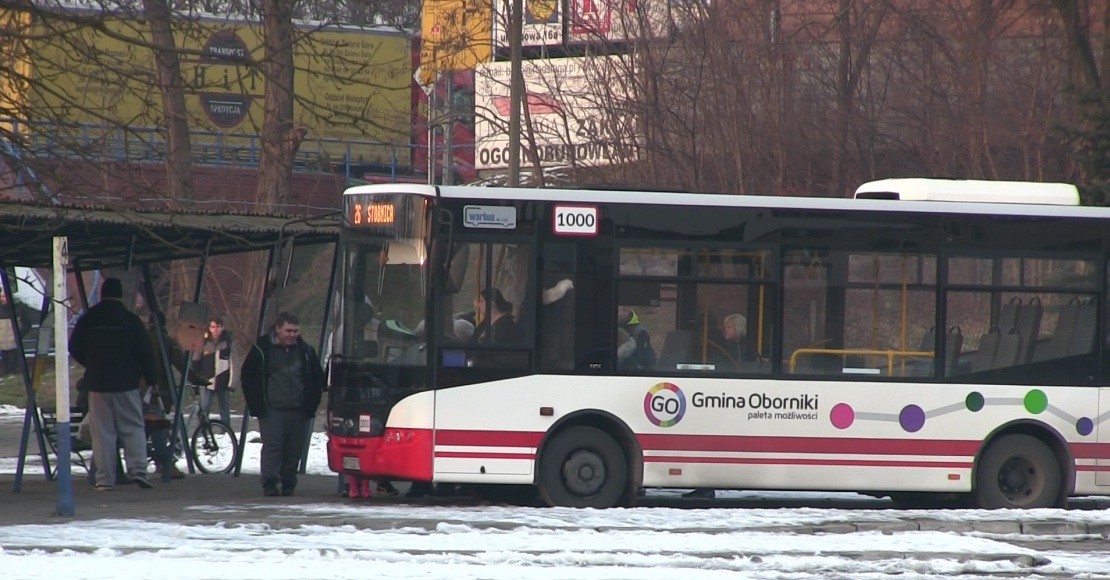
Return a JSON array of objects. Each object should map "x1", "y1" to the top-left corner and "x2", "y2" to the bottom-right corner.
[{"x1": 142, "y1": 0, "x2": 195, "y2": 205}]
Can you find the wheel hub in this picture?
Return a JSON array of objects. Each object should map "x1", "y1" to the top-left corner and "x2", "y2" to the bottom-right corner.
[
  {"x1": 997, "y1": 456, "x2": 1040, "y2": 503},
  {"x1": 562, "y1": 449, "x2": 606, "y2": 496}
]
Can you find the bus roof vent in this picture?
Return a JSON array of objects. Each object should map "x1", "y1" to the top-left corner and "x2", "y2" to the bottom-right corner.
[{"x1": 854, "y1": 178, "x2": 1080, "y2": 206}]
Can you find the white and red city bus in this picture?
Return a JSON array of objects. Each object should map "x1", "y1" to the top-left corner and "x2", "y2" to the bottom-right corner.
[{"x1": 326, "y1": 179, "x2": 1110, "y2": 509}]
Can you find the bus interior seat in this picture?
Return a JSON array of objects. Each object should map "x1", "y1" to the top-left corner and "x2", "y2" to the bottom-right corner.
[
  {"x1": 657, "y1": 330, "x2": 695, "y2": 370},
  {"x1": 992, "y1": 328, "x2": 1023, "y2": 368},
  {"x1": 1040, "y1": 298, "x2": 1080, "y2": 361},
  {"x1": 1014, "y1": 297, "x2": 1042, "y2": 363},
  {"x1": 943, "y1": 325, "x2": 964, "y2": 375},
  {"x1": 1070, "y1": 299, "x2": 1097, "y2": 356},
  {"x1": 998, "y1": 297, "x2": 1021, "y2": 333},
  {"x1": 971, "y1": 326, "x2": 1002, "y2": 372}
]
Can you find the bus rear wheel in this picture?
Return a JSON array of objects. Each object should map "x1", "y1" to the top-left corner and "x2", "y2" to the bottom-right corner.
[
  {"x1": 538, "y1": 426, "x2": 627, "y2": 508},
  {"x1": 974, "y1": 434, "x2": 1062, "y2": 509}
]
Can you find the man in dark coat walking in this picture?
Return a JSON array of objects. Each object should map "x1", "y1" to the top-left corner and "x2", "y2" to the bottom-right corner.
[
  {"x1": 241, "y1": 311, "x2": 324, "y2": 497},
  {"x1": 69, "y1": 277, "x2": 159, "y2": 490}
]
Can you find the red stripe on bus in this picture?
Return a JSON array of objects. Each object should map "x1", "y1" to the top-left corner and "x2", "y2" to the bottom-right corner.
[
  {"x1": 435, "y1": 451, "x2": 536, "y2": 460},
  {"x1": 638, "y1": 434, "x2": 981, "y2": 456},
  {"x1": 435, "y1": 429, "x2": 979, "y2": 456},
  {"x1": 432, "y1": 429, "x2": 1110, "y2": 462},
  {"x1": 1068, "y1": 442, "x2": 1110, "y2": 460},
  {"x1": 645, "y1": 455, "x2": 972, "y2": 469},
  {"x1": 435, "y1": 429, "x2": 544, "y2": 448}
]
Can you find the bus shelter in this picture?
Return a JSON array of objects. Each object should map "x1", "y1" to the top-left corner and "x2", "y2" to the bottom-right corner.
[{"x1": 0, "y1": 200, "x2": 340, "y2": 496}]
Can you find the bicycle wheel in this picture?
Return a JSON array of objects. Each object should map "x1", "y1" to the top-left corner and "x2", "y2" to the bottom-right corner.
[{"x1": 190, "y1": 420, "x2": 239, "y2": 474}]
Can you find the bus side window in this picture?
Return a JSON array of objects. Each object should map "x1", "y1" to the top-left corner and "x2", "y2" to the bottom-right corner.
[
  {"x1": 539, "y1": 272, "x2": 575, "y2": 370},
  {"x1": 457, "y1": 242, "x2": 532, "y2": 349}
]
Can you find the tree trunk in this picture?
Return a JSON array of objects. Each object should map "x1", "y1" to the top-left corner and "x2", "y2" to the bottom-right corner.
[
  {"x1": 255, "y1": 0, "x2": 301, "y2": 209},
  {"x1": 142, "y1": 0, "x2": 194, "y2": 206}
]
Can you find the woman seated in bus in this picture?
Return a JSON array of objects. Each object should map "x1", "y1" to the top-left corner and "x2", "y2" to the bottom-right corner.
[
  {"x1": 472, "y1": 288, "x2": 522, "y2": 345},
  {"x1": 717, "y1": 313, "x2": 757, "y2": 367}
]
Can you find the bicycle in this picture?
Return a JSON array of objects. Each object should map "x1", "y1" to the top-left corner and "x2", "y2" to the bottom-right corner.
[{"x1": 182, "y1": 384, "x2": 239, "y2": 474}]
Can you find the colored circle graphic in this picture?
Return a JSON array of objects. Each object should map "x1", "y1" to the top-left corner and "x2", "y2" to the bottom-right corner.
[
  {"x1": 899, "y1": 405, "x2": 926, "y2": 433},
  {"x1": 1024, "y1": 389, "x2": 1048, "y2": 414},
  {"x1": 644, "y1": 383, "x2": 686, "y2": 428},
  {"x1": 965, "y1": 392, "x2": 984, "y2": 412},
  {"x1": 830, "y1": 403, "x2": 854, "y2": 429},
  {"x1": 1077, "y1": 417, "x2": 1094, "y2": 437}
]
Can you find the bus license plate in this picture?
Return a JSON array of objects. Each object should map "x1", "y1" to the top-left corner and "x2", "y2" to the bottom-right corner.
[{"x1": 342, "y1": 456, "x2": 360, "y2": 471}]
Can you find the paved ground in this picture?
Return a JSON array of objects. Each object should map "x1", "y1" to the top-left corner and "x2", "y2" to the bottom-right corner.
[
  {"x1": 5, "y1": 469, "x2": 1110, "y2": 544},
  {"x1": 4, "y1": 410, "x2": 1110, "y2": 541}
]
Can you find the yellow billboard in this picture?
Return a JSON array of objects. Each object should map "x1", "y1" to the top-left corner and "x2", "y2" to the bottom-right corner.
[
  {"x1": 17, "y1": 15, "x2": 412, "y2": 157},
  {"x1": 419, "y1": 0, "x2": 492, "y2": 85}
]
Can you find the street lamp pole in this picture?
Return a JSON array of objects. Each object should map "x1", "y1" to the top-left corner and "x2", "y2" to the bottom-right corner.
[{"x1": 507, "y1": 0, "x2": 523, "y2": 187}]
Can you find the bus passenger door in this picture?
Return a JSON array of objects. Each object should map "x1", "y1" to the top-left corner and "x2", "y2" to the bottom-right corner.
[{"x1": 1099, "y1": 388, "x2": 1110, "y2": 486}]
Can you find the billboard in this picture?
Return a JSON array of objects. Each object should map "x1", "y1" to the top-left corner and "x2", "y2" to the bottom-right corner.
[
  {"x1": 568, "y1": 0, "x2": 675, "y2": 44},
  {"x1": 419, "y1": 0, "x2": 492, "y2": 85},
  {"x1": 17, "y1": 15, "x2": 412, "y2": 159},
  {"x1": 493, "y1": 0, "x2": 564, "y2": 48},
  {"x1": 474, "y1": 56, "x2": 639, "y2": 170}
]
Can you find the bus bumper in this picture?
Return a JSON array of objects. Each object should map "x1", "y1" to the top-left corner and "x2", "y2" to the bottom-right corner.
[{"x1": 327, "y1": 428, "x2": 433, "y2": 482}]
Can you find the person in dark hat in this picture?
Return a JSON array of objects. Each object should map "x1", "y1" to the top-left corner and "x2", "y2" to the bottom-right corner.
[{"x1": 69, "y1": 277, "x2": 159, "y2": 491}]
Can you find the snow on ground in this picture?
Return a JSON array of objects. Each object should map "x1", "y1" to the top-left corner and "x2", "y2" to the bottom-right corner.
[{"x1": 3, "y1": 405, "x2": 1110, "y2": 578}]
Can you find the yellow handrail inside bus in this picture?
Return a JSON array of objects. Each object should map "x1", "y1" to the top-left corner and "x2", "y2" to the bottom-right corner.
[{"x1": 788, "y1": 347, "x2": 934, "y2": 376}]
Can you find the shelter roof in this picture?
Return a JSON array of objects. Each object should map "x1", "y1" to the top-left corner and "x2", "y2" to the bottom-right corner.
[{"x1": 0, "y1": 201, "x2": 339, "y2": 271}]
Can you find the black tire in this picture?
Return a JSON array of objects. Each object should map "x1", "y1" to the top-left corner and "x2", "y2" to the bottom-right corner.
[
  {"x1": 537, "y1": 426, "x2": 627, "y2": 508},
  {"x1": 190, "y1": 420, "x2": 239, "y2": 475},
  {"x1": 974, "y1": 434, "x2": 1063, "y2": 509}
]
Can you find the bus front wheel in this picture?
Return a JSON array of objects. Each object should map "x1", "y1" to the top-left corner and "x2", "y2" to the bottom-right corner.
[
  {"x1": 538, "y1": 426, "x2": 627, "y2": 508},
  {"x1": 974, "y1": 434, "x2": 1062, "y2": 509}
]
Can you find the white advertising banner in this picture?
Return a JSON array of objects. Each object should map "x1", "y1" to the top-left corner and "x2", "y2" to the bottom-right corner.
[
  {"x1": 493, "y1": 0, "x2": 564, "y2": 48},
  {"x1": 474, "y1": 56, "x2": 640, "y2": 170},
  {"x1": 568, "y1": 0, "x2": 674, "y2": 44}
]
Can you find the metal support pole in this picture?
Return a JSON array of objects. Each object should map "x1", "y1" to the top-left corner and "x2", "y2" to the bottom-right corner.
[
  {"x1": 72, "y1": 261, "x2": 89, "y2": 312},
  {"x1": 427, "y1": 72, "x2": 437, "y2": 185},
  {"x1": 298, "y1": 241, "x2": 340, "y2": 474},
  {"x1": 53, "y1": 237, "x2": 73, "y2": 515},
  {"x1": 141, "y1": 264, "x2": 183, "y2": 472},
  {"x1": 507, "y1": 0, "x2": 523, "y2": 187},
  {"x1": 169, "y1": 241, "x2": 211, "y2": 474},
  {"x1": 233, "y1": 243, "x2": 280, "y2": 476},
  {"x1": 6, "y1": 266, "x2": 50, "y2": 491}
]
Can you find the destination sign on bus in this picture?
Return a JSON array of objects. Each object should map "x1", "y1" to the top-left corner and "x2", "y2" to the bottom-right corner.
[{"x1": 350, "y1": 201, "x2": 395, "y2": 226}]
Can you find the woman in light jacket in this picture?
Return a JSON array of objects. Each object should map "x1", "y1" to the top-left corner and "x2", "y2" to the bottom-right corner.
[{"x1": 194, "y1": 316, "x2": 238, "y2": 426}]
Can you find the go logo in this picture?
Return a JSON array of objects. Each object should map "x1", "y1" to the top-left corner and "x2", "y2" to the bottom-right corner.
[{"x1": 644, "y1": 382, "x2": 686, "y2": 428}]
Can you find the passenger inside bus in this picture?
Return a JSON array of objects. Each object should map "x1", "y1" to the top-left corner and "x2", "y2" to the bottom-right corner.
[
  {"x1": 617, "y1": 307, "x2": 656, "y2": 371},
  {"x1": 715, "y1": 313, "x2": 758, "y2": 367},
  {"x1": 539, "y1": 275, "x2": 575, "y2": 369},
  {"x1": 616, "y1": 327, "x2": 637, "y2": 369},
  {"x1": 473, "y1": 288, "x2": 522, "y2": 345}
]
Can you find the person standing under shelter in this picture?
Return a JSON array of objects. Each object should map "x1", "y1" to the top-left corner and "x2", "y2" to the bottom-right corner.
[
  {"x1": 241, "y1": 312, "x2": 325, "y2": 497},
  {"x1": 68, "y1": 277, "x2": 159, "y2": 490},
  {"x1": 193, "y1": 316, "x2": 237, "y2": 427}
]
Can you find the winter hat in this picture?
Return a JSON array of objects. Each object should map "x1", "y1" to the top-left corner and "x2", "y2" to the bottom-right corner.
[{"x1": 101, "y1": 278, "x2": 123, "y2": 299}]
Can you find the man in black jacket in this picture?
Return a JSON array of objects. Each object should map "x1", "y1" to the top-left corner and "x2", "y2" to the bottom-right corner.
[
  {"x1": 69, "y1": 278, "x2": 159, "y2": 490},
  {"x1": 241, "y1": 311, "x2": 324, "y2": 497}
]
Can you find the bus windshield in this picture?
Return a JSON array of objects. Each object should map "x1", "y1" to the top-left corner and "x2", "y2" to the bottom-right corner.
[{"x1": 339, "y1": 234, "x2": 427, "y2": 365}]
